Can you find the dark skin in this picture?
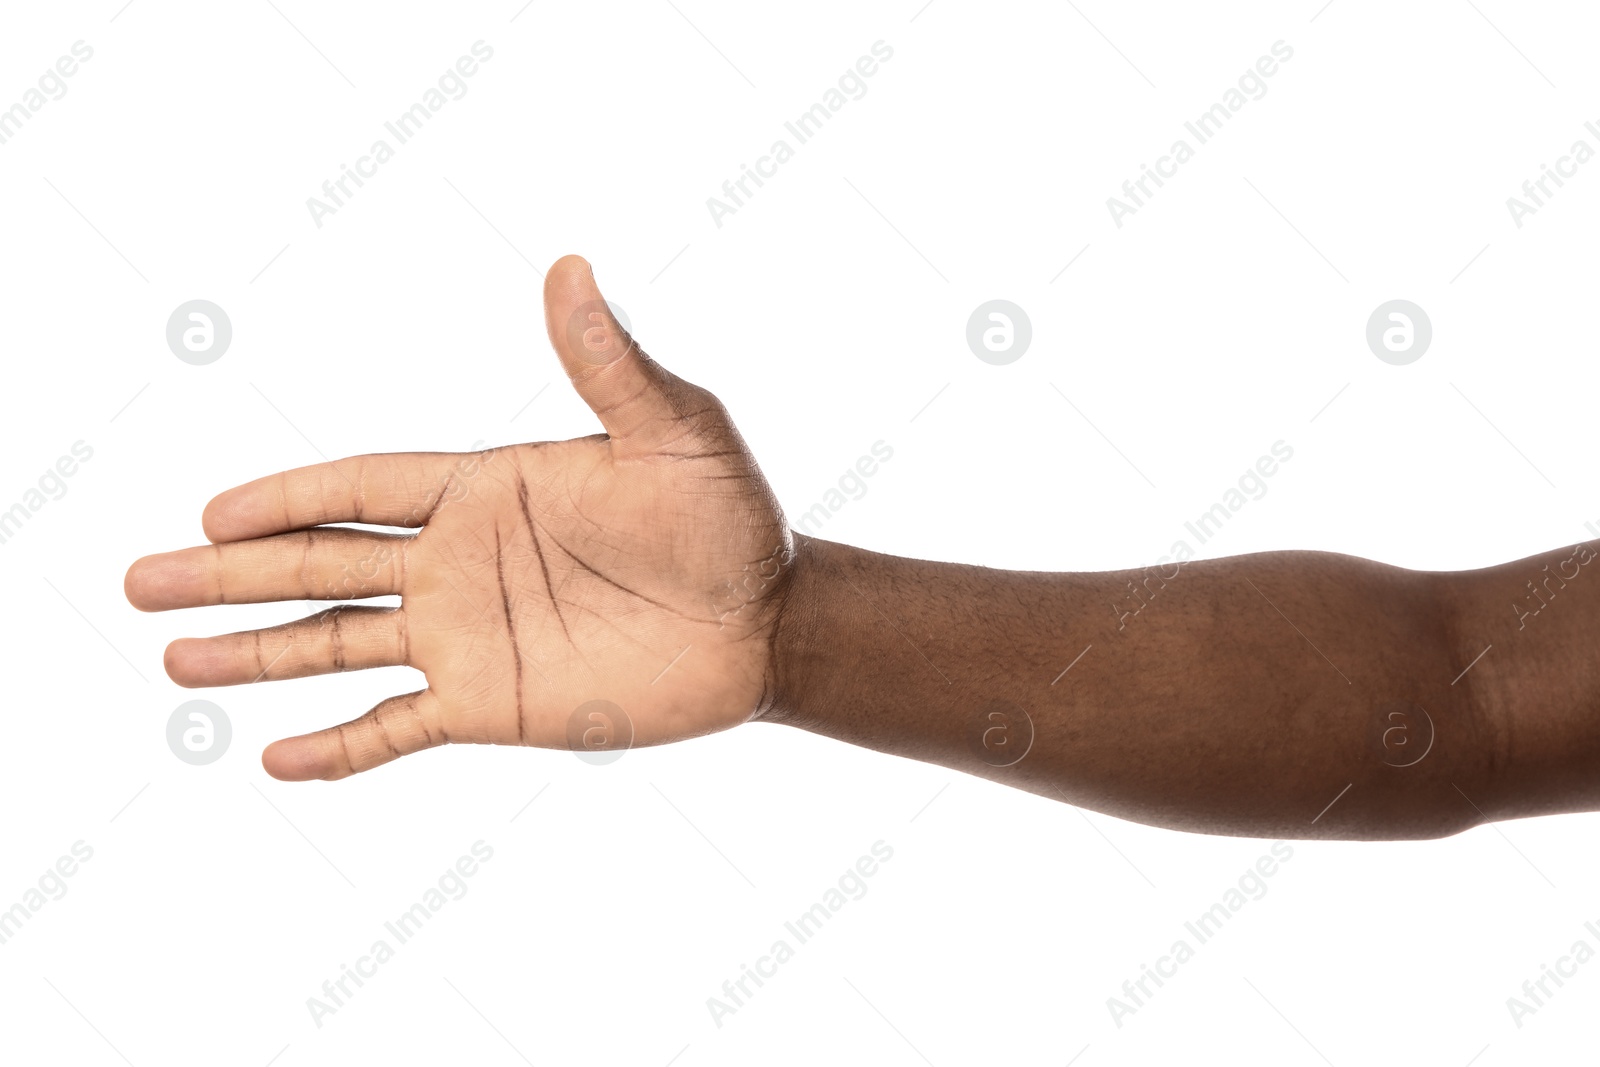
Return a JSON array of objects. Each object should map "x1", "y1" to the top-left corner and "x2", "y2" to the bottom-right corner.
[{"x1": 124, "y1": 255, "x2": 1597, "y2": 839}]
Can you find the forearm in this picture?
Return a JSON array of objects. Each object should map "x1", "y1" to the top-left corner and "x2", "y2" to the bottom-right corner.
[
  {"x1": 1447, "y1": 541, "x2": 1600, "y2": 826},
  {"x1": 763, "y1": 534, "x2": 1585, "y2": 840}
]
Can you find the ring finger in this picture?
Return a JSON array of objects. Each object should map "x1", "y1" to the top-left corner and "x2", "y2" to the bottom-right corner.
[{"x1": 165, "y1": 605, "x2": 409, "y2": 686}]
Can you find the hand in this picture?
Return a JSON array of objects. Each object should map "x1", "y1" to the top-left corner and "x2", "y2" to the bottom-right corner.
[{"x1": 126, "y1": 256, "x2": 795, "y2": 781}]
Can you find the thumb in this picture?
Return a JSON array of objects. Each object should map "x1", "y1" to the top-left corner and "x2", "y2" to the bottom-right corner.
[{"x1": 544, "y1": 254, "x2": 697, "y2": 456}]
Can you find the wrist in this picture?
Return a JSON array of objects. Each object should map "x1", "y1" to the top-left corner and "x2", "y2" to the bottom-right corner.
[{"x1": 756, "y1": 532, "x2": 837, "y2": 728}]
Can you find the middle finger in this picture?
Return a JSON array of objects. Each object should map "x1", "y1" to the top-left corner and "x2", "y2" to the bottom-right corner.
[{"x1": 126, "y1": 528, "x2": 409, "y2": 610}]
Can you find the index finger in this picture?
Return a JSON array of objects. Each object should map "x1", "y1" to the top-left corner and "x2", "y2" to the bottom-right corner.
[{"x1": 201, "y1": 450, "x2": 495, "y2": 543}]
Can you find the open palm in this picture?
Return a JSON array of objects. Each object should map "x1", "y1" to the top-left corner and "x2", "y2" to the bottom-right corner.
[{"x1": 126, "y1": 256, "x2": 794, "y2": 780}]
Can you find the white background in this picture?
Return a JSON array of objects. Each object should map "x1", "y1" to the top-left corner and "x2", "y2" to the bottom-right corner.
[{"x1": 1, "y1": 1, "x2": 1598, "y2": 1063}]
